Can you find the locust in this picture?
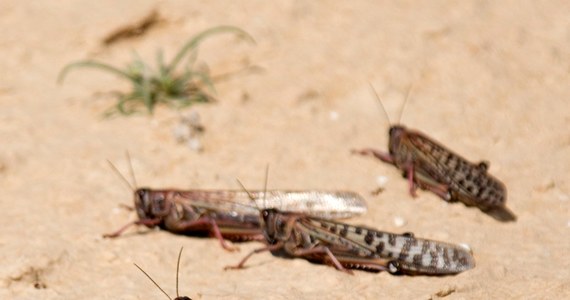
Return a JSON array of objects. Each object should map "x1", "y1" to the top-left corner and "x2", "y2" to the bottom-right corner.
[
  {"x1": 225, "y1": 177, "x2": 476, "y2": 276},
  {"x1": 134, "y1": 247, "x2": 192, "y2": 300},
  {"x1": 352, "y1": 84, "x2": 516, "y2": 222},
  {"x1": 103, "y1": 157, "x2": 368, "y2": 251}
]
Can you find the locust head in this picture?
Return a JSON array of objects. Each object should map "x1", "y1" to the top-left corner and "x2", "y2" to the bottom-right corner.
[
  {"x1": 388, "y1": 125, "x2": 406, "y2": 156},
  {"x1": 260, "y1": 208, "x2": 281, "y2": 244},
  {"x1": 134, "y1": 188, "x2": 170, "y2": 225}
]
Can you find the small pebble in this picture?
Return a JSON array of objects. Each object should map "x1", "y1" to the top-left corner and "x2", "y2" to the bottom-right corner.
[
  {"x1": 187, "y1": 138, "x2": 203, "y2": 152},
  {"x1": 172, "y1": 110, "x2": 205, "y2": 151},
  {"x1": 376, "y1": 175, "x2": 388, "y2": 188},
  {"x1": 393, "y1": 216, "x2": 406, "y2": 227},
  {"x1": 329, "y1": 111, "x2": 339, "y2": 121},
  {"x1": 173, "y1": 124, "x2": 191, "y2": 142}
]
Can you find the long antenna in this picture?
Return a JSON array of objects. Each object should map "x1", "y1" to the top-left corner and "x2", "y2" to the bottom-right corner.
[
  {"x1": 107, "y1": 160, "x2": 135, "y2": 192},
  {"x1": 176, "y1": 247, "x2": 184, "y2": 298},
  {"x1": 134, "y1": 263, "x2": 173, "y2": 300},
  {"x1": 236, "y1": 179, "x2": 257, "y2": 208},
  {"x1": 397, "y1": 83, "x2": 415, "y2": 125},
  {"x1": 125, "y1": 151, "x2": 138, "y2": 189},
  {"x1": 368, "y1": 82, "x2": 392, "y2": 125},
  {"x1": 263, "y1": 164, "x2": 269, "y2": 210}
]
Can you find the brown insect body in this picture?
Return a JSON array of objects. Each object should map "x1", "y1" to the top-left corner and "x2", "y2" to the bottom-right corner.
[
  {"x1": 105, "y1": 187, "x2": 368, "y2": 251},
  {"x1": 229, "y1": 208, "x2": 475, "y2": 275},
  {"x1": 355, "y1": 124, "x2": 516, "y2": 222},
  {"x1": 133, "y1": 189, "x2": 262, "y2": 243},
  {"x1": 391, "y1": 125, "x2": 515, "y2": 221}
]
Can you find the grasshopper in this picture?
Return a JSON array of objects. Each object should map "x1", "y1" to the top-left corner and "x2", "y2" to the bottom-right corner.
[
  {"x1": 134, "y1": 247, "x2": 191, "y2": 300},
  {"x1": 352, "y1": 84, "x2": 516, "y2": 222},
  {"x1": 103, "y1": 158, "x2": 367, "y2": 251},
  {"x1": 226, "y1": 177, "x2": 476, "y2": 275}
]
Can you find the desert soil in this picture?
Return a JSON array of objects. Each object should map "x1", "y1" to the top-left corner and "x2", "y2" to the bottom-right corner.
[{"x1": 1, "y1": 1, "x2": 569, "y2": 299}]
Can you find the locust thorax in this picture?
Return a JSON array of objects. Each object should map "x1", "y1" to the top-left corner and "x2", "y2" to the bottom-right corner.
[{"x1": 388, "y1": 125, "x2": 407, "y2": 156}]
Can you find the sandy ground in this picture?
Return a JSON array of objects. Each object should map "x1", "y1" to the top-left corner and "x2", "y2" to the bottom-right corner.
[{"x1": 1, "y1": 1, "x2": 569, "y2": 299}]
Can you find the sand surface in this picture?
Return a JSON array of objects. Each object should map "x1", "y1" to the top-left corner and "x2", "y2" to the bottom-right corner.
[{"x1": 1, "y1": 1, "x2": 569, "y2": 299}]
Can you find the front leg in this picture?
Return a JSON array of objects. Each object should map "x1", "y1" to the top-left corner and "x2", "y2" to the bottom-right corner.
[
  {"x1": 351, "y1": 148, "x2": 395, "y2": 164},
  {"x1": 103, "y1": 218, "x2": 161, "y2": 238},
  {"x1": 224, "y1": 242, "x2": 284, "y2": 270}
]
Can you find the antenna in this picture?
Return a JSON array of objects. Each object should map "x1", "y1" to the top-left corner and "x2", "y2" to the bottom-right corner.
[
  {"x1": 125, "y1": 151, "x2": 138, "y2": 189},
  {"x1": 133, "y1": 247, "x2": 189, "y2": 300},
  {"x1": 397, "y1": 83, "x2": 415, "y2": 125},
  {"x1": 263, "y1": 164, "x2": 269, "y2": 210},
  {"x1": 235, "y1": 164, "x2": 270, "y2": 210},
  {"x1": 368, "y1": 82, "x2": 392, "y2": 125},
  {"x1": 236, "y1": 179, "x2": 259, "y2": 209},
  {"x1": 133, "y1": 263, "x2": 173, "y2": 300},
  {"x1": 176, "y1": 247, "x2": 183, "y2": 299},
  {"x1": 107, "y1": 160, "x2": 135, "y2": 192}
]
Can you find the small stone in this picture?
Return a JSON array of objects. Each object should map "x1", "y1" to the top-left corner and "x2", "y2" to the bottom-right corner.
[
  {"x1": 329, "y1": 111, "x2": 339, "y2": 121},
  {"x1": 393, "y1": 216, "x2": 406, "y2": 227},
  {"x1": 187, "y1": 138, "x2": 203, "y2": 152},
  {"x1": 173, "y1": 124, "x2": 191, "y2": 143},
  {"x1": 376, "y1": 175, "x2": 389, "y2": 188}
]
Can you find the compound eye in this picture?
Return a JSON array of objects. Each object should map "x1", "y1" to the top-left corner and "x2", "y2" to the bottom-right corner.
[{"x1": 387, "y1": 260, "x2": 400, "y2": 274}]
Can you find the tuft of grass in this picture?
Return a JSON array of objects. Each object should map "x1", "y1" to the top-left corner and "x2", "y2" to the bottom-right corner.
[{"x1": 58, "y1": 25, "x2": 255, "y2": 116}]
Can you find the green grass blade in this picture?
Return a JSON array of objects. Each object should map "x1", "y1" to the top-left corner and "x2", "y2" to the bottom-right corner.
[
  {"x1": 57, "y1": 60, "x2": 135, "y2": 84},
  {"x1": 166, "y1": 25, "x2": 255, "y2": 73}
]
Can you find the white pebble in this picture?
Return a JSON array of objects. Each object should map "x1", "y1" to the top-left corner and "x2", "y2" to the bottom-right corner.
[
  {"x1": 172, "y1": 124, "x2": 191, "y2": 143},
  {"x1": 329, "y1": 111, "x2": 339, "y2": 121},
  {"x1": 376, "y1": 175, "x2": 388, "y2": 188},
  {"x1": 393, "y1": 216, "x2": 406, "y2": 227},
  {"x1": 187, "y1": 138, "x2": 203, "y2": 151}
]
